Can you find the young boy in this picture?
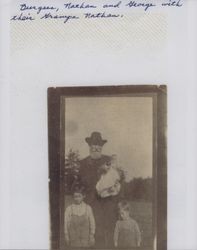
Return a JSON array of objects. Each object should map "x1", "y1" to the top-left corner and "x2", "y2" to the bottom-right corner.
[
  {"x1": 114, "y1": 200, "x2": 141, "y2": 248},
  {"x1": 64, "y1": 185, "x2": 95, "y2": 248}
]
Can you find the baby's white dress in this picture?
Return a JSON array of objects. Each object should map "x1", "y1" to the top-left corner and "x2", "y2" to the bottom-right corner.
[{"x1": 96, "y1": 166, "x2": 121, "y2": 198}]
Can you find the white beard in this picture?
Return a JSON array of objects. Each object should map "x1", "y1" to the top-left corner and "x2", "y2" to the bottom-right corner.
[{"x1": 90, "y1": 152, "x2": 102, "y2": 159}]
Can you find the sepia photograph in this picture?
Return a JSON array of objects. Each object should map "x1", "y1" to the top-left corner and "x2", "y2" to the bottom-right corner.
[{"x1": 48, "y1": 85, "x2": 167, "y2": 250}]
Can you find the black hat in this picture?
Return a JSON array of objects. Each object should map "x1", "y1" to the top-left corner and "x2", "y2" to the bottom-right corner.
[{"x1": 85, "y1": 132, "x2": 107, "y2": 146}]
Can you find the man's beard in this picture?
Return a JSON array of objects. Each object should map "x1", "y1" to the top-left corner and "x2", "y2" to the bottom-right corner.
[{"x1": 90, "y1": 151, "x2": 102, "y2": 159}]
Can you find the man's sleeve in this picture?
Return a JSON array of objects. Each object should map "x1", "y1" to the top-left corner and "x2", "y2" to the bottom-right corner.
[
  {"x1": 78, "y1": 160, "x2": 86, "y2": 183},
  {"x1": 78, "y1": 159, "x2": 89, "y2": 190}
]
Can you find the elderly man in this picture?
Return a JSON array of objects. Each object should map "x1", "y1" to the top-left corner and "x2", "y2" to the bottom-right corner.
[{"x1": 79, "y1": 132, "x2": 119, "y2": 248}]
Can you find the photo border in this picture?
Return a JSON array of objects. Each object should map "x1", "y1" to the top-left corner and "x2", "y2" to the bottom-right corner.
[{"x1": 48, "y1": 85, "x2": 167, "y2": 250}]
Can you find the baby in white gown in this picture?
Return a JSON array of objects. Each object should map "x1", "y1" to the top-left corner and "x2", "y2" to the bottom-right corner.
[{"x1": 96, "y1": 155, "x2": 121, "y2": 198}]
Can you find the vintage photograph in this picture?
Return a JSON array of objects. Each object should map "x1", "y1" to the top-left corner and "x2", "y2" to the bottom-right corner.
[{"x1": 48, "y1": 85, "x2": 167, "y2": 250}]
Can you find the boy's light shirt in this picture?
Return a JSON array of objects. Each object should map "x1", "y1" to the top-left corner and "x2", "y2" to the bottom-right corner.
[
  {"x1": 64, "y1": 201, "x2": 96, "y2": 237},
  {"x1": 114, "y1": 217, "x2": 141, "y2": 247}
]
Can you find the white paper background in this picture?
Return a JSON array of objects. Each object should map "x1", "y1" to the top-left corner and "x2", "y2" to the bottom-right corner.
[{"x1": 0, "y1": 0, "x2": 197, "y2": 249}]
